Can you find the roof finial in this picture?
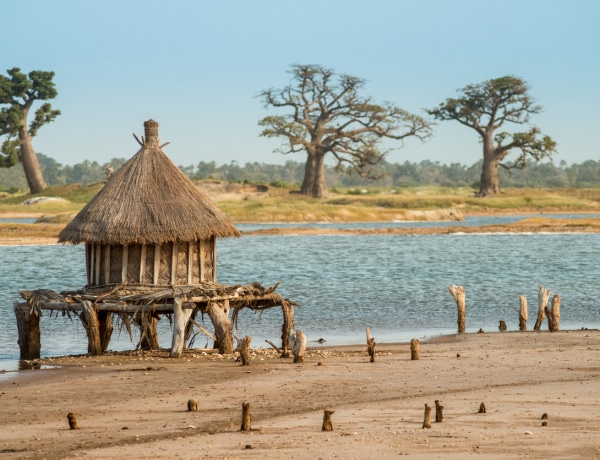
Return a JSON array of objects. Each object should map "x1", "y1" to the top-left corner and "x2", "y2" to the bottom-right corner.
[{"x1": 144, "y1": 119, "x2": 159, "y2": 147}]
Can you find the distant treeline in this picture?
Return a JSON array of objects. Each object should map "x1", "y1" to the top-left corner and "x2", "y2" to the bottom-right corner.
[{"x1": 2, "y1": 154, "x2": 600, "y2": 192}]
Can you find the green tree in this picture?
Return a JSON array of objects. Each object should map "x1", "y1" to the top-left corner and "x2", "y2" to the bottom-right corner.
[
  {"x1": 259, "y1": 64, "x2": 432, "y2": 198},
  {"x1": 428, "y1": 76, "x2": 557, "y2": 197},
  {"x1": 0, "y1": 68, "x2": 61, "y2": 193}
]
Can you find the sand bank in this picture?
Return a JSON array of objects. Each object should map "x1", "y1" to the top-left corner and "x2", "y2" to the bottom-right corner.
[{"x1": 1, "y1": 330, "x2": 599, "y2": 459}]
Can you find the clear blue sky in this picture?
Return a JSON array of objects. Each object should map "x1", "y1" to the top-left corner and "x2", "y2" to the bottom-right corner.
[{"x1": 2, "y1": 0, "x2": 598, "y2": 168}]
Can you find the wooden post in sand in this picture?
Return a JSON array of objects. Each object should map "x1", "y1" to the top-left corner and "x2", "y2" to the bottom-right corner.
[
  {"x1": 534, "y1": 286, "x2": 551, "y2": 331},
  {"x1": 281, "y1": 301, "x2": 294, "y2": 358},
  {"x1": 410, "y1": 339, "x2": 420, "y2": 360},
  {"x1": 240, "y1": 336, "x2": 252, "y2": 365},
  {"x1": 322, "y1": 409, "x2": 335, "y2": 431},
  {"x1": 478, "y1": 402, "x2": 486, "y2": 414},
  {"x1": 422, "y1": 404, "x2": 432, "y2": 429},
  {"x1": 240, "y1": 402, "x2": 251, "y2": 431},
  {"x1": 81, "y1": 300, "x2": 102, "y2": 356},
  {"x1": 170, "y1": 297, "x2": 194, "y2": 358},
  {"x1": 448, "y1": 285, "x2": 466, "y2": 333},
  {"x1": 519, "y1": 295, "x2": 528, "y2": 331},
  {"x1": 435, "y1": 400, "x2": 444, "y2": 423},
  {"x1": 187, "y1": 399, "x2": 199, "y2": 412},
  {"x1": 291, "y1": 329, "x2": 306, "y2": 363},
  {"x1": 14, "y1": 302, "x2": 41, "y2": 360},
  {"x1": 546, "y1": 294, "x2": 561, "y2": 332},
  {"x1": 67, "y1": 412, "x2": 79, "y2": 429},
  {"x1": 366, "y1": 327, "x2": 376, "y2": 362}
]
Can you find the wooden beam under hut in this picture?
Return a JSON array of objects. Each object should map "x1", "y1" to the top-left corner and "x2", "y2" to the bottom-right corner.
[{"x1": 17, "y1": 282, "x2": 298, "y2": 360}]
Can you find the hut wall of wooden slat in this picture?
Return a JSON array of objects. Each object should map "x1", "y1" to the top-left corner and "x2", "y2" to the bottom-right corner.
[{"x1": 86, "y1": 237, "x2": 215, "y2": 287}]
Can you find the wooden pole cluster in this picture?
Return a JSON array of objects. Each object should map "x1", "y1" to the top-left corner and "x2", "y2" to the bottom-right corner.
[
  {"x1": 366, "y1": 327, "x2": 376, "y2": 362},
  {"x1": 448, "y1": 285, "x2": 466, "y2": 333},
  {"x1": 410, "y1": 339, "x2": 419, "y2": 360}
]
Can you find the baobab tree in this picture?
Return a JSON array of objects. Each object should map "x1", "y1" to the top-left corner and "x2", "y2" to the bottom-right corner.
[
  {"x1": 259, "y1": 64, "x2": 432, "y2": 198},
  {"x1": 0, "y1": 68, "x2": 61, "y2": 193},
  {"x1": 428, "y1": 76, "x2": 557, "y2": 197}
]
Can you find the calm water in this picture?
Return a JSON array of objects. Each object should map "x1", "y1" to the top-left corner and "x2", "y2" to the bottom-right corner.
[{"x1": 2, "y1": 222, "x2": 600, "y2": 374}]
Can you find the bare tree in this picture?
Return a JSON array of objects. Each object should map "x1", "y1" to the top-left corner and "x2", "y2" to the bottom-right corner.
[
  {"x1": 428, "y1": 76, "x2": 557, "y2": 197},
  {"x1": 259, "y1": 64, "x2": 432, "y2": 198},
  {"x1": 0, "y1": 68, "x2": 61, "y2": 193}
]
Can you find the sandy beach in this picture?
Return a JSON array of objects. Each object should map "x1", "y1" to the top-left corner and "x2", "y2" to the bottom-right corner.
[{"x1": 1, "y1": 330, "x2": 599, "y2": 459}]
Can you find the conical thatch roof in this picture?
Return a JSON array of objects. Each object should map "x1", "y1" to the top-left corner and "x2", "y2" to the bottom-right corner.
[{"x1": 59, "y1": 120, "x2": 240, "y2": 245}]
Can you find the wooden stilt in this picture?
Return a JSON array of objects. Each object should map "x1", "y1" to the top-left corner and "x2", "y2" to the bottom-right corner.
[
  {"x1": 534, "y1": 286, "x2": 551, "y2": 331},
  {"x1": 240, "y1": 402, "x2": 251, "y2": 431},
  {"x1": 322, "y1": 409, "x2": 335, "y2": 431},
  {"x1": 281, "y1": 301, "x2": 294, "y2": 358},
  {"x1": 519, "y1": 295, "x2": 528, "y2": 331},
  {"x1": 448, "y1": 285, "x2": 466, "y2": 333},
  {"x1": 14, "y1": 302, "x2": 41, "y2": 360},
  {"x1": 98, "y1": 311, "x2": 113, "y2": 353},
  {"x1": 366, "y1": 327, "x2": 376, "y2": 363},
  {"x1": 422, "y1": 404, "x2": 432, "y2": 428},
  {"x1": 171, "y1": 297, "x2": 194, "y2": 358},
  {"x1": 206, "y1": 301, "x2": 234, "y2": 354},
  {"x1": 81, "y1": 300, "x2": 102, "y2": 356},
  {"x1": 139, "y1": 311, "x2": 159, "y2": 350}
]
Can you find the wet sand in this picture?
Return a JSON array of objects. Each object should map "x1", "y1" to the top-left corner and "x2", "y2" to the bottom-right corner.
[{"x1": 1, "y1": 330, "x2": 599, "y2": 459}]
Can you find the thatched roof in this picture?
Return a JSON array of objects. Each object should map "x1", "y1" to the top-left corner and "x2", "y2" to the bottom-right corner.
[{"x1": 59, "y1": 120, "x2": 240, "y2": 245}]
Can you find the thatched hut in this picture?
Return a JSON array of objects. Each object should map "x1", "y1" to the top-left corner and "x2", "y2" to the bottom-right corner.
[
  {"x1": 58, "y1": 119, "x2": 240, "y2": 286},
  {"x1": 15, "y1": 120, "x2": 296, "y2": 360}
]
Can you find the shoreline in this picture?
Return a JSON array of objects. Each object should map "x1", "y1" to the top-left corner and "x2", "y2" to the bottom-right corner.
[{"x1": 1, "y1": 329, "x2": 599, "y2": 459}]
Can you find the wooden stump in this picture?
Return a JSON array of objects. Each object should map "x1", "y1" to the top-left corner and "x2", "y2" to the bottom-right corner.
[
  {"x1": 519, "y1": 295, "x2": 528, "y2": 331},
  {"x1": 291, "y1": 329, "x2": 306, "y2": 364},
  {"x1": 322, "y1": 409, "x2": 335, "y2": 431},
  {"x1": 207, "y1": 301, "x2": 234, "y2": 354},
  {"x1": 281, "y1": 301, "x2": 295, "y2": 358},
  {"x1": 546, "y1": 294, "x2": 561, "y2": 332},
  {"x1": 240, "y1": 336, "x2": 252, "y2": 366},
  {"x1": 14, "y1": 302, "x2": 41, "y2": 360},
  {"x1": 422, "y1": 404, "x2": 432, "y2": 429},
  {"x1": 187, "y1": 399, "x2": 199, "y2": 412},
  {"x1": 170, "y1": 298, "x2": 194, "y2": 358},
  {"x1": 478, "y1": 402, "x2": 486, "y2": 414},
  {"x1": 498, "y1": 320, "x2": 507, "y2": 332},
  {"x1": 435, "y1": 400, "x2": 443, "y2": 423},
  {"x1": 410, "y1": 339, "x2": 420, "y2": 360},
  {"x1": 534, "y1": 286, "x2": 551, "y2": 331},
  {"x1": 240, "y1": 402, "x2": 251, "y2": 431},
  {"x1": 67, "y1": 411, "x2": 79, "y2": 429},
  {"x1": 98, "y1": 311, "x2": 113, "y2": 353},
  {"x1": 81, "y1": 300, "x2": 102, "y2": 356},
  {"x1": 366, "y1": 327, "x2": 376, "y2": 363},
  {"x1": 448, "y1": 285, "x2": 466, "y2": 333}
]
